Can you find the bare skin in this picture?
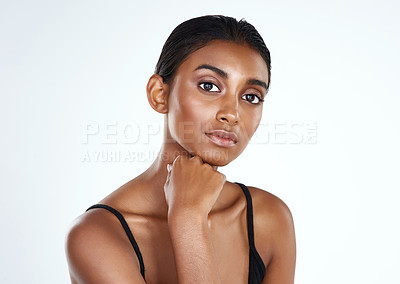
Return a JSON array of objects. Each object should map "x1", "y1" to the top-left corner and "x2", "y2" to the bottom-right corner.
[{"x1": 66, "y1": 40, "x2": 296, "y2": 284}]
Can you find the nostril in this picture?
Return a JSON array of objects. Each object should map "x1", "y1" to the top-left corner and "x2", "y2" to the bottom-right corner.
[{"x1": 217, "y1": 111, "x2": 239, "y2": 125}]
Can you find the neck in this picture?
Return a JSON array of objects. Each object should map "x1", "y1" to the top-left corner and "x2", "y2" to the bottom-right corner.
[{"x1": 140, "y1": 121, "x2": 190, "y2": 190}]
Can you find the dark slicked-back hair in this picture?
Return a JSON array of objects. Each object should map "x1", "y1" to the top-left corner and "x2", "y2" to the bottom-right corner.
[{"x1": 155, "y1": 15, "x2": 271, "y2": 90}]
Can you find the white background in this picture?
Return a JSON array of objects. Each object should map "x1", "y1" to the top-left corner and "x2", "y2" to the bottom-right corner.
[{"x1": 1, "y1": 0, "x2": 399, "y2": 283}]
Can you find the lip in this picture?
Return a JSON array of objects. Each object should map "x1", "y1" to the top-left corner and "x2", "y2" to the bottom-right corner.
[{"x1": 205, "y1": 130, "x2": 238, "y2": 147}]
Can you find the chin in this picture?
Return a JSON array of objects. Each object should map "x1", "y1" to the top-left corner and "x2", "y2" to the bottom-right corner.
[{"x1": 194, "y1": 149, "x2": 239, "y2": 167}]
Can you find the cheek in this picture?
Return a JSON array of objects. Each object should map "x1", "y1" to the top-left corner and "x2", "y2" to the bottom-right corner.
[
  {"x1": 241, "y1": 109, "x2": 263, "y2": 141},
  {"x1": 181, "y1": 97, "x2": 206, "y2": 120},
  {"x1": 168, "y1": 87, "x2": 215, "y2": 141},
  {"x1": 174, "y1": 86, "x2": 215, "y2": 122}
]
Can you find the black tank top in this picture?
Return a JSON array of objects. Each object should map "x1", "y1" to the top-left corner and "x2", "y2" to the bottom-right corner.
[{"x1": 86, "y1": 182, "x2": 266, "y2": 283}]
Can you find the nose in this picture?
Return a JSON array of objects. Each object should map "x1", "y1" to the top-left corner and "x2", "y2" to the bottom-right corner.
[{"x1": 216, "y1": 97, "x2": 240, "y2": 125}]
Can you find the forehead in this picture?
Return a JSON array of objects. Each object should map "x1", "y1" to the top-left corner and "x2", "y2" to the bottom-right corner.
[{"x1": 176, "y1": 40, "x2": 269, "y2": 82}]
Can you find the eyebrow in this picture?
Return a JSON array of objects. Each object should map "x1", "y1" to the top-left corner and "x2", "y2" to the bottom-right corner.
[
  {"x1": 194, "y1": 64, "x2": 268, "y2": 91},
  {"x1": 247, "y1": 79, "x2": 268, "y2": 91},
  {"x1": 194, "y1": 64, "x2": 227, "y2": 78}
]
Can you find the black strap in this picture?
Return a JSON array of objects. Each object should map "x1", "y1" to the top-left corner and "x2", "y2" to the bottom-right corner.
[
  {"x1": 235, "y1": 183, "x2": 266, "y2": 284},
  {"x1": 86, "y1": 204, "x2": 145, "y2": 279},
  {"x1": 235, "y1": 183, "x2": 256, "y2": 247}
]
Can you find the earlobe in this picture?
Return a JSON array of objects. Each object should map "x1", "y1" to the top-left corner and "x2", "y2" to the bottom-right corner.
[{"x1": 146, "y1": 74, "x2": 169, "y2": 114}]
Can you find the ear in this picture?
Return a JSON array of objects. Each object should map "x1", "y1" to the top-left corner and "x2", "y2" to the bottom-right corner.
[{"x1": 146, "y1": 74, "x2": 169, "y2": 114}]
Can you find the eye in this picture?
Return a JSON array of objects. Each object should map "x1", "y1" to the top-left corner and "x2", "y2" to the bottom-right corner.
[
  {"x1": 199, "y1": 82, "x2": 220, "y2": 92},
  {"x1": 242, "y1": 94, "x2": 264, "y2": 105}
]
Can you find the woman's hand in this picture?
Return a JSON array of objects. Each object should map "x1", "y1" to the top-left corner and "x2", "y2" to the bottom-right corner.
[
  {"x1": 164, "y1": 155, "x2": 226, "y2": 219},
  {"x1": 163, "y1": 155, "x2": 225, "y2": 283}
]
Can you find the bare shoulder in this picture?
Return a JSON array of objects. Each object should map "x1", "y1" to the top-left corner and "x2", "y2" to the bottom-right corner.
[
  {"x1": 247, "y1": 186, "x2": 296, "y2": 283},
  {"x1": 65, "y1": 208, "x2": 145, "y2": 284},
  {"x1": 247, "y1": 186, "x2": 294, "y2": 229}
]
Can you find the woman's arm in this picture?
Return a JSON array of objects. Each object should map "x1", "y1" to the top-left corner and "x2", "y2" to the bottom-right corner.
[
  {"x1": 164, "y1": 155, "x2": 226, "y2": 284},
  {"x1": 168, "y1": 210, "x2": 222, "y2": 283},
  {"x1": 251, "y1": 188, "x2": 296, "y2": 284},
  {"x1": 65, "y1": 211, "x2": 146, "y2": 284}
]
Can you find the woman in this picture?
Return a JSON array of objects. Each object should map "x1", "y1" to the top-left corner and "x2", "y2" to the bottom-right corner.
[{"x1": 66, "y1": 15, "x2": 296, "y2": 284}]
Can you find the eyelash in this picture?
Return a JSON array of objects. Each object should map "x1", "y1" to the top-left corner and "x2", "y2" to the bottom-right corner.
[
  {"x1": 199, "y1": 82, "x2": 220, "y2": 92},
  {"x1": 242, "y1": 94, "x2": 264, "y2": 105},
  {"x1": 198, "y1": 81, "x2": 264, "y2": 105}
]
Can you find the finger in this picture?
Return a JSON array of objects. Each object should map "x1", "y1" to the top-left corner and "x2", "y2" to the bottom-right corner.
[
  {"x1": 164, "y1": 172, "x2": 169, "y2": 182},
  {"x1": 190, "y1": 155, "x2": 204, "y2": 164},
  {"x1": 173, "y1": 154, "x2": 192, "y2": 166},
  {"x1": 167, "y1": 163, "x2": 172, "y2": 172}
]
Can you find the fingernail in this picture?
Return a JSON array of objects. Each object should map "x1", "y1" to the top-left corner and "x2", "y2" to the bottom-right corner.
[{"x1": 167, "y1": 164, "x2": 171, "y2": 172}]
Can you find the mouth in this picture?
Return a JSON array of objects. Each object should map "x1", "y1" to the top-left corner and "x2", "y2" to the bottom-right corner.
[{"x1": 205, "y1": 130, "x2": 238, "y2": 147}]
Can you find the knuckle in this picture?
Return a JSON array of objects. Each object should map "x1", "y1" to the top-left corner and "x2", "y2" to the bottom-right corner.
[
  {"x1": 191, "y1": 156, "x2": 202, "y2": 163},
  {"x1": 202, "y1": 162, "x2": 212, "y2": 170}
]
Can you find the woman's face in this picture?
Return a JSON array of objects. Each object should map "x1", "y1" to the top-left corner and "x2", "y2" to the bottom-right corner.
[{"x1": 166, "y1": 40, "x2": 269, "y2": 166}]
